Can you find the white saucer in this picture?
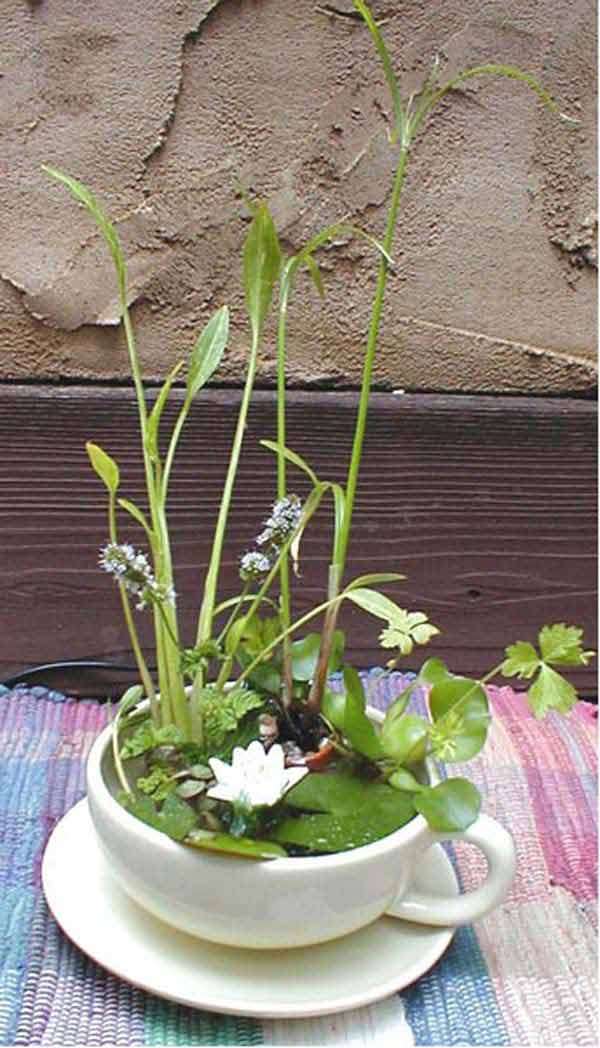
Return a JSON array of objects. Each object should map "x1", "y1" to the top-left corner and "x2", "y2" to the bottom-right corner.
[{"x1": 42, "y1": 799, "x2": 457, "y2": 1019}]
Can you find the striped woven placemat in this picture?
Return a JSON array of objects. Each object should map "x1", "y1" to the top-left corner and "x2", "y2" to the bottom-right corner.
[{"x1": 0, "y1": 675, "x2": 597, "y2": 1047}]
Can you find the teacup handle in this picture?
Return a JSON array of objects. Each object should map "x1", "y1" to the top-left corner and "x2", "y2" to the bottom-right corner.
[{"x1": 386, "y1": 813, "x2": 516, "y2": 926}]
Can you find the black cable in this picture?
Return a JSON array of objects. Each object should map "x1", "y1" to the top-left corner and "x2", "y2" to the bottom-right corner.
[{"x1": 0, "y1": 660, "x2": 155, "y2": 692}]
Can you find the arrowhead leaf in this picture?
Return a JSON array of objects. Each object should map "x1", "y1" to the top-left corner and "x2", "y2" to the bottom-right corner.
[
  {"x1": 187, "y1": 305, "x2": 230, "y2": 399},
  {"x1": 243, "y1": 203, "x2": 281, "y2": 339},
  {"x1": 86, "y1": 442, "x2": 119, "y2": 494}
]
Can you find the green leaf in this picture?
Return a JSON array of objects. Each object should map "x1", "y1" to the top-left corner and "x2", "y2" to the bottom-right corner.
[
  {"x1": 381, "y1": 712, "x2": 428, "y2": 764},
  {"x1": 118, "y1": 684, "x2": 145, "y2": 718},
  {"x1": 117, "y1": 498, "x2": 154, "y2": 541},
  {"x1": 290, "y1": 630, "x2": 345, "y2": 681},
  {"x1": 243, "y1": 203, "x2": 281, "y2": 339},
  {"x1": 388, "y1": 767, "x2": 425, "y2": 792},
  {"x1": 418, "y1": 657, "x2": 453, "y2": 687},
  {"x1": 321, "y1": 687, "x2": 347, "y2": 733},
  {"x1": 137, "y1": 766, "x2": 176, "y2": 802},
  {"x1": 145, "y1": 360, "x2": 184, "y2": 462},
  {"x1": 86, "y1": 442, "x2": 119, "y2": 494},
  {"x1": 187, "y1": 305, "x2": 230, "y2": 399},
  {"x1": 120, "y1": 722, "x2": 183, "y2": 759},
  {"x1": 379, "y1": 610, "x2": 440, "y2": 655},
  {"x1": 381, "y1": 681, "x2": 417, "y2": 733},
  {"x1": 43, "y1": 166, "x2": 127, "y2": 300},
  {"x1": 342, "y1": 665, "x2": 384, "y2": 760},
  {"x1": 345, "y1": 572, "x2": 406, "y2": 590},
  {"x1": 538, "y1": 623, "x2": 594, "y2": 667},
  {"x1": 428, "y1": 677, "x2": 490, "y2": 764},
  {"x1": 381, "y1": 679, "x2": 414, "y2": 721},
  {"x1": 274, "y1": 777, "x2": 415, "y2": 852},
  {"x1": 344, "y1": 587, "x2": 405, "y2": 622},
  {"x1": 414, "y1": 778, "x2": 481, "y2": 832},
  {"x1": 501, "y1": 641, "x2": 541, "y2": 680},
  {"x1": 527, "y1": 664, "x2": 578, "y2": 719},
  {"x1": 119, "y1": 791, "x2": 198, "y2": 841},
  {"x1": 185, "y1": 830, "x2": 287, "y2": 860},
  {"x1": 196, "y1": 684, "x2": 264, "y2": 753},
  {"x1": 259, "y1": 440, "x2": 319, "y2": 485},
  {"x1": 289, "y1": 483, "x2": 328, "y2": 576},
  {"x1": 285, "y1": 770, "x2": 377, "y2": 815},
  {"x1": 352, "y1": 0, "x2": 405, "y2": 143},
  {"x1": 434, "y1": 64, "x2": 569, "y2": 121},
  {"x1": 305, "y1": 253, "x2": 325, "y2": 298}
]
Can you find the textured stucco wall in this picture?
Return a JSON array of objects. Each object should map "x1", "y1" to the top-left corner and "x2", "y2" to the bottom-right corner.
[{"x1": 1, "y1": 0, "x2": 597, "y2": 393}]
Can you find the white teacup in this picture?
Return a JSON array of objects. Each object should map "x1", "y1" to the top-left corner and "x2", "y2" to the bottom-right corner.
[{"x1": 86, "y1": 707, "x2": 516, "y2": 949}]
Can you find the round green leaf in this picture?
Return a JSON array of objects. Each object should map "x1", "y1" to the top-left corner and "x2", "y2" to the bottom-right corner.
[
  {"x1": 381, "y1": 713, "x2": 428, "y2": 764},
  {"x1": 428, "y1": 676, "x2": 490, "y2": 763},
  {"x1": 388, "y1": 767, "x2": 424, "y2": 792},
  {"x1": 414, "y1": 778, "x2": 481, "y2": 831}
]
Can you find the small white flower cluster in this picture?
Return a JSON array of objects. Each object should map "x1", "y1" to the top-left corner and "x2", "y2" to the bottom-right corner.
[
  {"x1": 207, "y1": 740, "x2": 308, "y2": 813},
  {"x1": 239, "y1": 495, "x2": 303, "y2": 582},
  {"x1": 239, "y1": 551, "x2": 272, "y2": 582},
  {"x1": 99, "y1": 542, "x2": 175, "y2": 610},
  {"x1": 257, "y1": 495, "x2": 303, "y2": 547}
]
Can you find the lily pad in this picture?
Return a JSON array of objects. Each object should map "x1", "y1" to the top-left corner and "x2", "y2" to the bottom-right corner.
[
  {"x1": 276, "y1": 773, "x2": 416, "y2": 853},
  {"x1": 285, "y1": 770, "x2": 377, "y2": 815},
  {"x1": 273, "y1": 787, "x2": 415, "y2": 853}
]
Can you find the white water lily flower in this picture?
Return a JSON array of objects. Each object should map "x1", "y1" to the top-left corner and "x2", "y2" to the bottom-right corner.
[{"x1": 207, "y1": 741, "x2": 308, "y2": 812}]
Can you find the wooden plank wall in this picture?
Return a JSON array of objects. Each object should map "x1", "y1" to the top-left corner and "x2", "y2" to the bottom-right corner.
[{"x1": 0, "y1": 386, "x2": 596, "y2": 697}]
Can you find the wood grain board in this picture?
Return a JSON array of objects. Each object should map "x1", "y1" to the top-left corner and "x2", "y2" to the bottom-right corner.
[{"x1": 0, "y1": 386, "x2": 596, "y2": 697}]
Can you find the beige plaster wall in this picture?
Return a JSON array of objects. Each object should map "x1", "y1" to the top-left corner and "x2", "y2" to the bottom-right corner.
[{"x1": 1, "y1": 0, "x2": 597, "y2": 393}]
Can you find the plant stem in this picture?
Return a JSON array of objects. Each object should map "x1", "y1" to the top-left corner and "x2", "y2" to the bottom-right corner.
[
  {"x1": 306, "y1": 142, "x2": 411, "y2": 712},
  {"x1": 111, "y1": 707, "x2": 133, "y2": 795},
  {"x1": 193, "y1": 334, "x2": 260, "y2": 688},
  {"x1": 122, "y1": 305, "x2": 189, "y2": 736},
  {"x1": 223, "y1": 487, "x2": 327, "y2": 671},
  {"x1": 216, "y1": 582, "x2": 250, "y2": 645},
  {"x1": 235, "y1": 595, "x2": 344, "y2": 689},
  {"x1": 276, "y1": 277, "x2": 294, "y2": 706},
  {"x1": 337, "y1": 142, "x2": 410, "y2": 570},
  {"x1": 108, "y1": 494, "x2": 159, "y2": 726},
  {"x1": 161, "y1": 397, "x2": 191, "y2": 501}
]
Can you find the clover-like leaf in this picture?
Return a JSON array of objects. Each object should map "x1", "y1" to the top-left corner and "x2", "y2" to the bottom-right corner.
[
  {"x1": 502, "y1": 623, "x2": 594, "y2": 719},
  {"x1": 527, "y1": 664, "x2": 578, "y2": 719},
  {"x1": 501, "y1": 641, "x2": 540, "y2": 680},
  {"x1": 538, "y1": 624, "x2": 595, "y2": 667}
]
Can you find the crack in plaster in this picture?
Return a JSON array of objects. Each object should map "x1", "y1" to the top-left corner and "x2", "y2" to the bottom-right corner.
[
  {"x1": 399, "y1": 315, "x2": 597, "y2": 375},
  {"x1": 142, "y1": 0, "x2": 225, "y2": 170}
]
